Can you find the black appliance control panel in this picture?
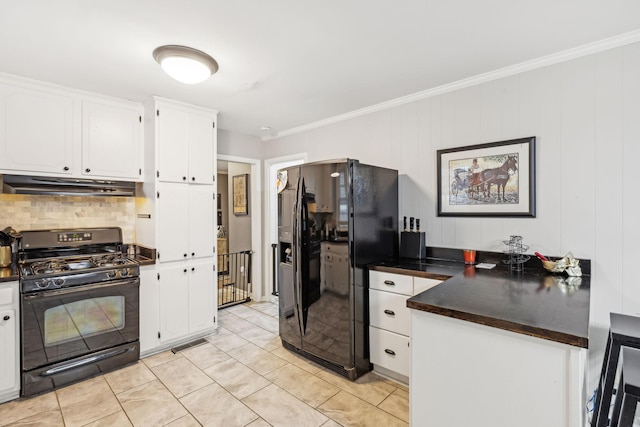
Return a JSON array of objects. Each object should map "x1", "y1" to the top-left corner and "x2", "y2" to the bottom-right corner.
[{"x1": 58, "y1": 232, "x2": 92, "y2": 243}]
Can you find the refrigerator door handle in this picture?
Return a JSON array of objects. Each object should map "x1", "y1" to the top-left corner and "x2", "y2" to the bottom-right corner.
[{"x1": 292, "y1": 174, "x2": 304, "y2": 337}]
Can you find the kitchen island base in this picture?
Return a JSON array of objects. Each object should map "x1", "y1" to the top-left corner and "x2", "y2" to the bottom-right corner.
[{"x1": 410, "y1": 311, "x2": 587, "y2": 427}]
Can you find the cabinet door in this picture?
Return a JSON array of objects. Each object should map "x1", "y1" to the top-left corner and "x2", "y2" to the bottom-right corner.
[
  {"x1": 188, "y1": 185, "x2": 215, "y2": 259},
  {"x1": 82, "y1": 100, "x2": 142, "y2": 179},
  {"x1": 187, "y1": 112, "x2": 215, "y2": 184},
  {"x1": 157, "y1": 183, "x2": 189, "y2": 262},
  {"x1": 188, "y1": 260, "x2": 216, "y2": 333},
  {"x1": 158, "y1": 266, "x2": 189, "y2": 342},
  {"x1": 0, "y1": 308, "x2": 16, "y2": 391},
  {"x1": 0, "y1": 83, "x2": 73, "y2": 175},
  {"x1": 139, "y1": 266, "x2": 159, "y2": 353},
  {"x1": 157, "y1": 106, "x2": 189, "y2": 183}
]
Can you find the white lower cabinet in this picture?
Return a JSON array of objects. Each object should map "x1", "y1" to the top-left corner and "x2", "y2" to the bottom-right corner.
[
  {"x1": 188, "y1": 261, "x2": 216, "y2": 332},
  {"x1": 158, "y1": 260, "x2": 216, "y2": 344},
  {"x1": 159, "y1": 266, "x2": 189, "y2": 342},
  {"x1": 0, "y1": 281, "x2": 19, "y2": 403},
  {"x1": 369, "y1": 270, "x2": 441, "y2": 383}
]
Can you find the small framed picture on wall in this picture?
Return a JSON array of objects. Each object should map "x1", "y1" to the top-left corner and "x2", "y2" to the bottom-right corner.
[{"x1": 233, "y1": 174, "x2": 249, "y2": 216}]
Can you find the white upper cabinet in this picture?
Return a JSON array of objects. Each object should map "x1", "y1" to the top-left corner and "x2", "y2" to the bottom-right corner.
[
  {"x1": 156, "y1": 101, "x2": 215, "y2": 184},
  {"x1": 0, "y1": 76, "x2": 145, "y2": 180},
  {"x1": 81, "y1": 100, "x2": 143, "y2": 180},
  {"x1": 187, "y1": 111, "x2": 215, "y2": 184},
  {"x1": 157, "y1": 106, "x2": 189, "y2": 183},
  {"x1": 0, "y1": 83, "x2": 74, "y2": 175}
]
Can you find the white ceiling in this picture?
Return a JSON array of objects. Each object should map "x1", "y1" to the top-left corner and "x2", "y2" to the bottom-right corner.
[{"x1": 1, "y1": 1, "x2": 640, "y2": 139}]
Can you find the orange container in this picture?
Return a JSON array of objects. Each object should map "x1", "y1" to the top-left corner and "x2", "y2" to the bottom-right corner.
[{"x1": 463, "y1": 249, "x2": 476, "y2": 264}]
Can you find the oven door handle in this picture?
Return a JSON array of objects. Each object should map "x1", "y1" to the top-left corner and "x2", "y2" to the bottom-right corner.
[
  {"x1": 22, "y1": 278, "x2": 139, "y2": 299},
  {"x1": 42, "y1": 346, "x2": 132, "y2": 376}
]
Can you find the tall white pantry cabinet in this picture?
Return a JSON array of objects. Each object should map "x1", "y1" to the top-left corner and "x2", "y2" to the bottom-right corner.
[{"x1": 136, "y1": 97, "x2": 218, "y2": 354}]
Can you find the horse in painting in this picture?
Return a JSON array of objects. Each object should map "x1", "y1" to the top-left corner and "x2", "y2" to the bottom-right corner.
[{"x1": 480, "y1": 155, "x2": 518, "y2": 202}]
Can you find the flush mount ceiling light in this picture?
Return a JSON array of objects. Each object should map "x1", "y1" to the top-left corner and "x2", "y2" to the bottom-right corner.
[{"x1": 153, "y1": 45, "x2": 219, "y2": 84}]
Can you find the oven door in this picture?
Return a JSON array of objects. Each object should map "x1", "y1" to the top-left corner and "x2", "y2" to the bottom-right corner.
[{"x1": 21, "y1": 278, "x2": 140, "y2": 372}]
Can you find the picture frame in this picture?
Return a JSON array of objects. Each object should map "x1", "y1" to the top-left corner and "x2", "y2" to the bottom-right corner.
[
  {"x1": 233, "y1": 174, "x2": 249, "y2": 216},
  {"x1": 437, "y1": 136, "x2": 536, "y2": 217}
]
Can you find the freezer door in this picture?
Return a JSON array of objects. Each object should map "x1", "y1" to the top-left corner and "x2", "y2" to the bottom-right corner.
[{"x1": 278, "y1": 168, "x2": 302, "y2": 349}]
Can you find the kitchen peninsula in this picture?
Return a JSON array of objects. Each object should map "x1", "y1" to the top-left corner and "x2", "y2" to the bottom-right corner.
[{"x1": 405, "y1": 261, "x2": 590, "y2": 427}]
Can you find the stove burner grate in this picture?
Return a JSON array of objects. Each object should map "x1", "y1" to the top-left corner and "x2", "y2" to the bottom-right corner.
[
  {"x1": 29, "y1": 260, "x2": 71, "y2": 275},
  {"x1": 92, "y1": 254, "x2": 130, "y2": 267}
]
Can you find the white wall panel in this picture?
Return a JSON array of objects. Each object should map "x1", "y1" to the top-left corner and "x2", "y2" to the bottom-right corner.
[
  {"x1": 479, "y1": 79, "x2": 505, "y2": 148},
  {"x1": 622, "y1": 43, "x2": 640, "y2": 316},
  {"x1": 560, "y1": 56, "x2": 596, "y2": 258},
  {"x1": 416, "y1": 98, "x2": 434, "y2": 236},
  {"x1": 532, "y1": 66, "x2": 564, "y2": 254},
  {"x1": 593, "y1": 48, "x2": 624, "y2": 324},
  {"x1": 394, "y1": 103, "x2": 420, "y2": 219},
  {"x1": 517, "y1": 69, "x2": 547, "y2": 250},
  {"x1": 500, "y1": 75, "x2": 521, "y2": 140},
  {"x1": 427, "y1": 96, "x2": 445, "y2": 246}
]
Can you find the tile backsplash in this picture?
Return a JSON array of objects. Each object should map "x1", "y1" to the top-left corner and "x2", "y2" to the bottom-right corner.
[{"x1": 0, "y1": 194, "x2": 136, "y2": 242}]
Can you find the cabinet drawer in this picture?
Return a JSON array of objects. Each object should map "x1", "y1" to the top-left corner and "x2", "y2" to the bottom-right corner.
[
  {"x1": 370, "y1": 289, "x2": 410, "y2": 335},
  {"x1": 369, "y1": 271, "x2": 412, "y2": 295},
  {"x1": 414, "y1": 277, "x2": 442, "y2": 295},
  {"x1": 0, "y1": 287, "x2": 13, "y2": 306},
  {"x1": 370, "y1": 327, "x2": 410, "y2": 377}
]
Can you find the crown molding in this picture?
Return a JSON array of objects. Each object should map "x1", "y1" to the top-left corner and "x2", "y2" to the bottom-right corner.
[{"x1": 263, "y1": 29, "x2": 640, "y2": 142}]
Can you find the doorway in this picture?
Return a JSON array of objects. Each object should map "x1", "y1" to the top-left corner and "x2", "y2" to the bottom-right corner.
[{"x1": 217, "y1": 155, "x2": 262, "y2": 306}]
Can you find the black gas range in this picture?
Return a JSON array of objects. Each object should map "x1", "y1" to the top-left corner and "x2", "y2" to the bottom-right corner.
[{"x1": 18, "y1": 227, "x2": 140, "y2": 397}]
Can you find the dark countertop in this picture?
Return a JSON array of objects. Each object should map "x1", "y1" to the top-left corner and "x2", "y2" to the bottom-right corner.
[
  {"x1": 0, "y1": 264, "x2": 19, "y2": 283},
  {"x1": 131, "y1": 244, "x2": 156, "y2": 266},
  {"x1": 370, "y1": 258, "x2": 464, "y2": 281},
  {"x1": 406, "y1": 265, "x2": 590, "y2": 348}
]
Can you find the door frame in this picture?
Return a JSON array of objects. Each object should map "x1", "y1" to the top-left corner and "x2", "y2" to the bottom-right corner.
[{"x1": 218, "y1": 154, "x2": 263, "y2": 302}]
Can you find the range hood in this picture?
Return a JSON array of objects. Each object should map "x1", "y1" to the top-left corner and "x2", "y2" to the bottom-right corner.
[{"x1": 2, "y1": 174, "x2": 136, "y2": 197}]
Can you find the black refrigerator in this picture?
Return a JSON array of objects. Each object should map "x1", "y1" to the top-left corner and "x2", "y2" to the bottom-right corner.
[{"x1": 277, "y1": 159, "x2": 398, "y2": 380}]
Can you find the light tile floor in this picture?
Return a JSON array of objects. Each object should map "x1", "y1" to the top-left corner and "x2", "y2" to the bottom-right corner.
[{"x1": 0, "y1": 301, "x2": 409, "y2": 427}]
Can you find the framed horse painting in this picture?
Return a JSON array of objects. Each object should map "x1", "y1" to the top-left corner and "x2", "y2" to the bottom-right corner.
[{"x1": 437, "y1": 137, "x2": 536, "y2": 217}]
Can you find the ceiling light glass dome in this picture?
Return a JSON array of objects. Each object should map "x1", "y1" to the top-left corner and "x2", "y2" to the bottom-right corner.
[{"x1": 153, "y1": 45, "x2": 219, "y2": 84}]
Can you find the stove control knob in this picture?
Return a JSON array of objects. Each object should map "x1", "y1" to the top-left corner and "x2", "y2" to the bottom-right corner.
[
  {"x1": 36, "y1": 280, "x2": 49, "y2": 289},
  {"x1": 107, "y1": 271, "x2": 117, "y2": 279},
  {"x1": 121, "y1": 269, "x2": 129, "y2": 277},
  {"x1": 55, "y1": 279, "x2": 64, "y2": 286}
]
